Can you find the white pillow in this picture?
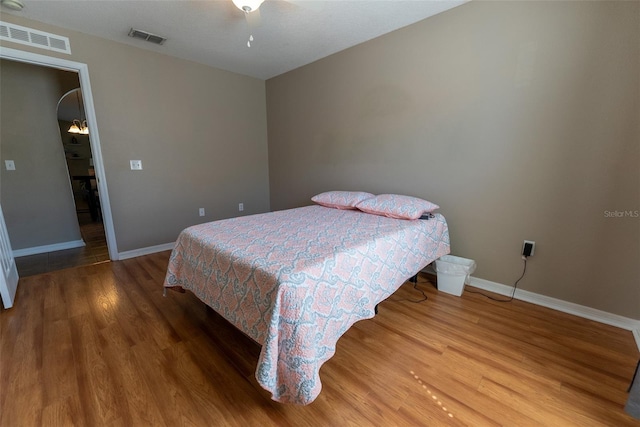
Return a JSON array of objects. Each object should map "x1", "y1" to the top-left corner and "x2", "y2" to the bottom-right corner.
[{"x1": 311, "y1": 191, "x2": 375, "y2": 210}]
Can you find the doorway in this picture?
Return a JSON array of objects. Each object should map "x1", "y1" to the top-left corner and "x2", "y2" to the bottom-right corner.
[
  {"x1": 0, "y1": 47, "x2": 118, "y2": 278},
  {"x1": 59, "y1": 88, "x2": 109, "y2": 273},
  {"x1": 12, "y1": 87, "x2": 111, "y2": 277}
]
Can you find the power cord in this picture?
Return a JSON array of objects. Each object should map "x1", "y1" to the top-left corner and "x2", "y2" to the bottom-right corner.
[
  {"x1": 389, "y1": 278, "x2": 429, "y2": 303},
  {"x1": 465, "y1": 256, "x2": 528, "y2": 302}
]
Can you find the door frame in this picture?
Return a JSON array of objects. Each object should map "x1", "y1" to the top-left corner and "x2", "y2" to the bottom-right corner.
[
  {"x1": 0, "y1": 46, "x2": 119, "y2": 260},
  {"x1": 0, "y1": 204, "x2": 19, "y2": 308}
]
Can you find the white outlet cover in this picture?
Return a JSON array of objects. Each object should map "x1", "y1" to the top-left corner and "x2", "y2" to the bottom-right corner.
[
  {"x1": 5, "y1": 160, "x2": 15, "y2": 170},
  {"x1": 130, "y1": 160, "x2": 142, "y2": 170}
]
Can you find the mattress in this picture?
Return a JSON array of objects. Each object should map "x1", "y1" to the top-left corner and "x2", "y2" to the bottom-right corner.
[{"x1": 164, "y1": 205, "x2": 450, "y2": 404}]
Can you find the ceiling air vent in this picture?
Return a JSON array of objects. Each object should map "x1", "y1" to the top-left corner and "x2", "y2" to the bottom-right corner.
[
  {"x1": 128, "y1": 28, "x2": 166, "y2": 45},
  {"x1": 0, "y1": 21, "x2": 71, "y2": 54}
]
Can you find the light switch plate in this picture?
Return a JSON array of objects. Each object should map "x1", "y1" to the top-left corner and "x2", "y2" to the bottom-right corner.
[
  {"x1": 130, "y1": 160, "x2": 142, "y2": 170},
  {"x1": 5, "y1": 160, "x2": 15, "y2": 170}
]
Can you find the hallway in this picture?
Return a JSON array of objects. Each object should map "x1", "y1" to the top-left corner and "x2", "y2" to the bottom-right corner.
[{"x1": 14, "y1": 212, "x2": 109, "y2": 277}]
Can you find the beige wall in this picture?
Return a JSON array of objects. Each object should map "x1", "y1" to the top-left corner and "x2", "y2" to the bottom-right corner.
[
  {"x1": 266, "y1": 1, "x2": 640, "y2": 318},
  {"x1": 0, "y1": 60, "x2": 82, "y2": 249},
  {"x1": 1, "y1": 15, "x2": 270, "y2": 253}
]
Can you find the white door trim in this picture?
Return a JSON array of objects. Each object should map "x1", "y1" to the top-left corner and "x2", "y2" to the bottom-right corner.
[
  {"x1": 0, "y1": 204, "x2": 19, "y2": 308},
  {"x1": 0, "y1": 46, "x2": 119, "y2": 260}
]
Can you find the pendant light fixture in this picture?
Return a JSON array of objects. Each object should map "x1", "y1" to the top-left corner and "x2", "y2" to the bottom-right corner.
[
  {"x1": 68, "y1": 119, "x2": 89, "y2": 135},
  {"x1": 68, "y1": 90, "x2": 89, "y2": 135},
  {"x1": 232, "y1": 0, "x2": 264, "y2": 13},
  {"x1": 232, "y1": 0, "x2": 264, "y2": 47}
]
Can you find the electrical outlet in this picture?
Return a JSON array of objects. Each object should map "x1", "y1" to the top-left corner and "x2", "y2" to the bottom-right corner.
[
  {"x1": 238, "y1": 203, "x2": 244, "y2": 212},
  {"x1": 5, "y1": 160, "x2": 15, "y2": 170},
  {"x1": 130, "y1": 160, "x2": 142, "y2": 170},
  {"x1": 522, "y1": 240, "x2": 535, "y2": 257},
  {"x1": 199, "y1": 208, "x2": 205, "y2": 217}
]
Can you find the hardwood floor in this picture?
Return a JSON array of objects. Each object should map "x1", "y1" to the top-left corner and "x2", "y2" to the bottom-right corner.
[{"x1": 1, "y1": 251, "x2": 638, "y2": 426}]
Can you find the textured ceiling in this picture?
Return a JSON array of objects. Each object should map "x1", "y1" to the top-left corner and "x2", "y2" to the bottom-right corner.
[{"x1": 1, "y1": 0, "x2": 467, "y2": 80}]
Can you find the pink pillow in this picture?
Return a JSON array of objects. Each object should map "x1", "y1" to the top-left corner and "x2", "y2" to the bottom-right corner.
[
  {"x1": 355, "y1": 194, "x2": 439, "y2": 220},
  {"x1": 311, "y1": 191, "x2": 375, "y2": 210}
]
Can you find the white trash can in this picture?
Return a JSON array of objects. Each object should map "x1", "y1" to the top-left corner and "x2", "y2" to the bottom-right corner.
[{"x1": 434, "y1": 255, "x2": 476, "y2": 296}]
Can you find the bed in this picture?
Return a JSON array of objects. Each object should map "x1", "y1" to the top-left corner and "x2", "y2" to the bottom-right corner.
[{"x1": 163, "y1": 204, "x2": 450, "y2": 405}]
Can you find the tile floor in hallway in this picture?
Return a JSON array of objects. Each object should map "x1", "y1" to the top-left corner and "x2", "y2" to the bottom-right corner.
[{"x1": 14, "y1": 213, "x2": 109, "y2": 277}]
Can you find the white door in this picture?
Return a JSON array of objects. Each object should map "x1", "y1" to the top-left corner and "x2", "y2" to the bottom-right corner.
[{"x1": 0, "y1": 204, "x2": 19, "y2": 309}]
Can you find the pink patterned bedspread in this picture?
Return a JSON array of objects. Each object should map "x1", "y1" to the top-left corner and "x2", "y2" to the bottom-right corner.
[{"x1": 163, "y1": 205, "x2": 450, "y2": 405}]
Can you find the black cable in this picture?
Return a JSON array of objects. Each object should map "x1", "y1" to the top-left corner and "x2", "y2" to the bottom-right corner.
[
  {"x1": 465, "y1": 257, "x2": 527, "y2": 302},
  {"x1": 389, "y1": 279, "x2": 429, "y2": 303}
]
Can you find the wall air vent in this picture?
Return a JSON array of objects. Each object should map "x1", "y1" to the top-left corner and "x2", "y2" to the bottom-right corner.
[
  {"x1": 127, "y1": 28, "x2": 166, "y2": 45},
  {"x1": 0, "y1": 21, "x2": 71, "y2": 54}
]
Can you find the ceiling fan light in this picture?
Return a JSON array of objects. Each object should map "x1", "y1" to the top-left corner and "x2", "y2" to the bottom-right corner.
[{"x1": 232, "y1": 0, "x2": 264, "y2": 13}]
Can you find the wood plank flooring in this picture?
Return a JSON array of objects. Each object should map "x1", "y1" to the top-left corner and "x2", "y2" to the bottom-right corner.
[{"x1": 1, "y1": 251, "x2": 638, "y2": 426}]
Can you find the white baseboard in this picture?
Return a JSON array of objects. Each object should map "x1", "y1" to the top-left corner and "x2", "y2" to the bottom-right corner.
[
  {"x1": 468, "y1": 276, "x2": 640, "y2": 351},
  {"x1": 118, "y1": 242, "x2": 175, "y2": 260},
  {"x1": 13, "y1": 239, "x2": 85, "y2": 257}
]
